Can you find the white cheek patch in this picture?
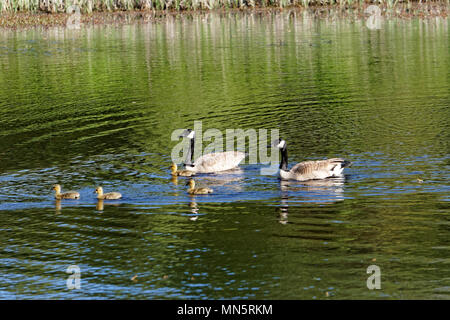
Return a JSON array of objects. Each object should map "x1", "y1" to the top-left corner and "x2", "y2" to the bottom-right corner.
[
  {"x1": 187, "y1": 131, "x2": 195, "y2": 139},
  {"x1": 277, "y1": 140, "x2": 286, "y2": 149}
]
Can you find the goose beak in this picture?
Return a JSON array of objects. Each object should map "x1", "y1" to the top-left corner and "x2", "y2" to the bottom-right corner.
[{"x1": 185, "y1": 181, "x2": 190, "y2": 186}]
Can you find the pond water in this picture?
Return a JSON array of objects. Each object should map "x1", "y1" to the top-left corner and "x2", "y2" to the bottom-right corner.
[{"x1": 0, "y1": 11, "x2": 448, "y2": 299}]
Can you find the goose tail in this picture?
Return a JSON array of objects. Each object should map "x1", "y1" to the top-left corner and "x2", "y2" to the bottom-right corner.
[
  {"x1": 341, "y1": 160, "x2": 352, "y2": 168},
  {"x1": 328, "y1": 158, "x2": 352, "y2": 168}
]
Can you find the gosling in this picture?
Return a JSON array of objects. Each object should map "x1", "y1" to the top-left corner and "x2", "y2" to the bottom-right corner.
[
  {"x1": 170, "y1": 163, "x2": 195, "y2": 177},
  {"x1": 186, "y1": 179, "x2": 213, "y2": 195},
  {"x1": 53, "y1": 184, "x2": 80, "y2": 200},
  {"x1": 95, "y1": 186, "x2": 122, "y2": 200}
]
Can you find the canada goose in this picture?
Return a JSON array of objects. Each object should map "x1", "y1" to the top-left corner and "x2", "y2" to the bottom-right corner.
[
  {"x1": 53, "y1": 184, "x2": 80, "y2": 200},
  {"x1": 186, "y1": 179, "x2": 213, "y2": 195},
  {"x1": 170, "y1": 163, "x2": 195, "y2": 177},
  {"x1": 179, "y1": 129, "x2": 246, "y2": 173},
  {"x1": 274, "y1": 139, "x2": 352, "y2": 181},
  {"x1": 95, "y1": 186, "x2": 122, "y2": 200}
]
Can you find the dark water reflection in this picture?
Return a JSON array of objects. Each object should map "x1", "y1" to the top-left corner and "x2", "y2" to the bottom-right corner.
[{"x1": 0, "y1": 11, "x2": 448, "y2": 299}]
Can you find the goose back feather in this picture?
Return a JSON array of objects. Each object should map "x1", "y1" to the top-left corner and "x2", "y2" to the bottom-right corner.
[
  {"x1": 286, "y1": 158, "x2": 351, "y2": 181},
  {"x1": 185, "y1": 151, "x2": 246, "y2": 173},
  {"x1": 98, "y1": 192, "x2": 122, "y2": 200}
]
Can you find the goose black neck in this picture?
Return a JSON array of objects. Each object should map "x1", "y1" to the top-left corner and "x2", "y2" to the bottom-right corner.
[
  {"x1": 280, "y1": 146, "x2": 288, "y2": 171},
  {"x1": 185, "y1": 137, "x2": 195, "y2": 165}
]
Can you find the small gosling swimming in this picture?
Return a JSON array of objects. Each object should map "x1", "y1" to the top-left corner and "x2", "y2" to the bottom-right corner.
[
  {"x1": 186, "y1": 179, "x2": 213, "y2": 195},
  {"x1": 170, "y1": 163, "x2": 195, "y2": 177},
  {"x1": 95, "y1": 186, "x2": 122, "y2": 200},
  {"x1": 53, "y1": 184, "x2": 80, "y2": 200}
]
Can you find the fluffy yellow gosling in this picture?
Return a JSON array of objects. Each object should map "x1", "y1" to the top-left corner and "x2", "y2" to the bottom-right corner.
[
  {"x1": 95, "y1": 186, "x2": 122, "y2": 200},
  {"x1": 53, "y1": 184, "x2": 80, "y2": 200},
  {"x1": 186, "y1": 179, "x2": 213, "y2": 195},
  {"x1": 171, "y1": 163, "x2": 195, "y2": 177}
]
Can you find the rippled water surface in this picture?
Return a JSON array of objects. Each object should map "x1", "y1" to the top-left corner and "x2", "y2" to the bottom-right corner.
[{"x1": 0, "y1": 12, "x2": 449, "y2": 299}]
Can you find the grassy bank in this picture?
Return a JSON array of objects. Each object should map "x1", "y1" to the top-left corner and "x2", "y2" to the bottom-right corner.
[
  {"x1": 0, "y1": 0, "x2": 448, "y2": 13},
  {"x1": 0, "y1": 2, "x2": 448, "y2": 29}
]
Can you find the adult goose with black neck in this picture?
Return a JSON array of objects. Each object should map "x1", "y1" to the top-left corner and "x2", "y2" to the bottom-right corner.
[
  {"x1": 275, "y1": 139, "x2": 352, "y2": 181},
  {"x1": 179, "y1": 129, "x2": 246, "y2": 173}
]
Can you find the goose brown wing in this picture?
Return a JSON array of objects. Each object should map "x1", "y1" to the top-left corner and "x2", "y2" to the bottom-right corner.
[
  {"x1": 290, "y1": 160, "x2": 332, "y2": 175},
  {"x1": 290, "y1": 158, "x2": 350, "y2": 175}
]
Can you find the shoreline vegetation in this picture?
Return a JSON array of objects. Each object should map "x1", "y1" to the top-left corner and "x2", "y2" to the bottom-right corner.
[{"x1": 0, "y1": 2, "x2": 448, "y2": 29}]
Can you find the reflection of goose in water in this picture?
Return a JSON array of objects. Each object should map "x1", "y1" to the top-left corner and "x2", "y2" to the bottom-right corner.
[
  {"x1": 55, "y1": 199, "x2": 62, "y2": 214},
  {"x1": 97, "y1": 199, "x2": 104, "y2": 211},
  {"x1": 190, "y1": 172, "x2": 245, "y2": 192},
  {"x1": 189, "y1": 199, "x2": 199, "y2": 214},
  {"x1": 96, "y1": 199, "x2": 121, "y2": 211},
  {"x1": 279, "y1": 189, "x2": 289, "y2": 225},
  {"x1": 281, "y1": 177, "x2": 345, "y2": 189},
  {"x1": 179, "y1": 129, "x2": 246, "y2": 173},
  {"x1": 279, "y1": 177, "x2": 345, "y2": 204},
  {"x1": 171, "y1": 175, "x2": 179, "y2": 185},
  {"x1": 274, "y1": 139, "x2": 352, "y2": 181},
  {"x1": 213, "y1": 167, "x2": 244, "y2": 175},
  {"x1": 188, "y1": 199, "x2": 199, "y2": 220}
]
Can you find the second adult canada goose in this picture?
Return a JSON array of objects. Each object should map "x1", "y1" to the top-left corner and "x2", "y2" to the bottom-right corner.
[
  {"x1": 95, "y1": 186, "x2": 122, "y2": 200},
  {"x1": 274, "y1": 139, "x2": 352, "y2": 181},
  {"x1": 53, "y1": 184, "x2": 80, "y2": 200},
  {"x1": 179, "y1": 129, "x2": 246, "y2": 173},
  {"x1": 170, "y1": 163, "x2": 195, "y2": 177},
  {"x1": 186, "y1": 179, "x2": 213, "y2": 195}
]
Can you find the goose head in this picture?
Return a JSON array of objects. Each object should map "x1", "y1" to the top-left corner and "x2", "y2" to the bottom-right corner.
[
  {"x1": 94, "y1": 186, "x2": 103, "y2": 196},
  {"x1": 273, "y1": 138, "x2": 286, "y2": 150},
  {"x1": 53, "y1": 184, "x2": 61, "y2": 193},
  {"x1": 179, "y1": 129, "x2": 195, "y2": 139},
  {"x1": 185, "y1": 179, "x2": 195, "y2": 189},
  {"x1": 273, "y1": 138, "x2": 288, "y2": 171},
  {"x1": 170, "y1": 163, "x2": 178, "y2": 173}
]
